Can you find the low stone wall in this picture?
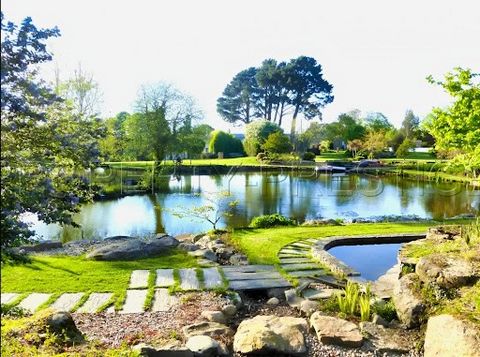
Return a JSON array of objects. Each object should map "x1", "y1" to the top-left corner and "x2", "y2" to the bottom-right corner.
[{"x1": 311, "y1": 233, "x2": 426, "y2": 277}]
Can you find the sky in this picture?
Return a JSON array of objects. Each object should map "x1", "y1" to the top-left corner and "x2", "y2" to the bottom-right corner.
[{"x1": 2, "y1": 0, "x2": 480, "y2": 132}]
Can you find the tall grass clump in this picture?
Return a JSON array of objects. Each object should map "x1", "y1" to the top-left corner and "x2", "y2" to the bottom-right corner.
[{"x1": 337, "y1": 281, "x2": 372, "y2": 321}]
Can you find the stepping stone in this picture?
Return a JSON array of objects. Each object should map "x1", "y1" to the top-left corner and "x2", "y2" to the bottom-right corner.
[
  {"x1": 203, "y1": 268, "x2": 223, "y2": 289},
  {"x1": 223, "y1": 271, "x2": 283, "y2": 281},
  {"x1": 311, "y1": 275, "x2": 346, "y2": 289},
  {"x1": 221, "y1": 265, "x2": 275, "y2": 272},
  {"x1": 17, "y1": 293, "x2": 52, "y2": 313},
  {"x1": 279, "y1": 249, "x2": 306, "y2": 256},
  {"x1": 279, "y1": 257, "x2": 313, "y2": 264},
  {"x1": 278, "y1": 254, "x2": 306, "y2": 259},
  {"x1": 50, "y1": 293, "x2": 84, "y2": 312},
  {"x1": 281, "y1": 263, "x2": 322, "y2": 271},
  {"x1": 129, "y1": 270, "x2": 150, "y2": 289},
  {"x1": 305, "y1": 238, "x2": 319, "y2": 244},
  {"x1": 120, "y1": 289, "x2": 147, "y2": 313},
  {"x1": 288, "y1": 269, "x2": 326, "y2": 278},
  {"x1": 155, "y1": 269, "x2": 174, "y2": 287},
  {"x1": 152, "y1": 289, "x2": 179, "y2": 312},
  {"x1": 229, "y1": 278, "x2": 292, "y2": 291},
  {"x1": 77, "y1": 293, "x2": 113, "y2": 313},
  {"x1": 288, "y1": 243, "x2": 311, "y2": 249},
  {"x1": 179, "y1": 269, "x2": 200, "y2": 290},
  {"x1": 303, "y1": 288, "x2": 342, "y2": 300},
  {"x1": 1, "y1": 293, "x2": 19, "y2": 305}
]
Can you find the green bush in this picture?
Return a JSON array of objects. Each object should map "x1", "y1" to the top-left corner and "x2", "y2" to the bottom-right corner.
[
  {"x1": 262, "y1": 132, "x2": 292, "y2": 154},
  {"x1": 302, "y1": 152, "x2": 316, "y2": 161},
  {"x1": 244, "y1": 120, "x2": 282, "y2": 156},
  {"x1": 372, "y1": 299, "x2": 398, "y2": 321},
  {"x1": 249, "y1": 214, "x2": 296, "y2": 228},
  {"x1": 208, "y1": 130, "x2": 244, "y2": 155}
]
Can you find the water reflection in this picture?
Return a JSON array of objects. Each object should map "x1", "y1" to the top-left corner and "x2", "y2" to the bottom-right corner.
[{"x1": 28, "y1": 173, "x2": 479, "y2": 242}]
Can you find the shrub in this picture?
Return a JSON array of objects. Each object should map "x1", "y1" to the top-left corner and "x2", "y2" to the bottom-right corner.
[
  {"x1": 256, "y1": 153, "x2": 267, "y2": 162},
  {"x1": 249, "y1": 214, "x2": 296, "y2": 228},
  {"x1": 208, "y1": 130, "x2": 244, "y2": 155},
  {"x1": 302, "y1": 152, "x2": 316, "y2": 161},
  {"x1": 261, "y1": 132, "x2": 292, "y2": 154},
  {"x1": 372, "y1": 299, "x2": 398, "y2": 322},
  {"x1": 244, "y1": 120, "x2": 282, "y2": 156}
]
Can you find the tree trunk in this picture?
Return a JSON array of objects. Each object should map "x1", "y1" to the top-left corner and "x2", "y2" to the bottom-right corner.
[{"x1": 290, "y1": 104, "x2": 300, "y2": 140}]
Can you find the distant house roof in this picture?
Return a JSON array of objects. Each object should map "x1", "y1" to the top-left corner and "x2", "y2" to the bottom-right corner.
[{"x1": 232, "y1": 133, "x2": 245, "y2": 141}]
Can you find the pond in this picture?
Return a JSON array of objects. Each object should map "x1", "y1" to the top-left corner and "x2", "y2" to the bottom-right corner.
[
  {"x1": 327, "y1": 243, "x2": 403, "y2": 281},
  {"x1": 27, "y1": 171, "x2": 479, "y2": 242}
]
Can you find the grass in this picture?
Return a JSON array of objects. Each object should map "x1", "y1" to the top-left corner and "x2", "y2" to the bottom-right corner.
[
  {"x1": 0, "y1": 249, "x2": 197, "y2": 294},
  {"x1": 226, "y1": 221, "x2": 471, "y2": 265},
  {"x1": 143, "y1": 269, "x2": 156, "y2": 311}
]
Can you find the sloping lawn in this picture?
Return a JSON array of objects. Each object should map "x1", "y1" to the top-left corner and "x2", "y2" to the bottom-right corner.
[
  {"x1": 227, "y1": 222, "x2": 443, "y2": 265},
  {"x1": 1, "y1": 249, "x2": 197, "y2": 294}
]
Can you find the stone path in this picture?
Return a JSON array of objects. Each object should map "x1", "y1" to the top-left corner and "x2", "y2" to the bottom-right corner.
[
  {"x1": 121, "y1": 290, "x2": 147, "y2": 313},
  {"x1": 179, "y1": 268, "x2": 201, "y2": 290},
  {"x1": 129, "y1": 270, "x2": 150, "y2": 289},
  {"x1": 203, "y1": 267, "x2": 223, "y2": 289},
  {"x1": 152, "y1": 288, "x2": 179, "y2": 312},
  {"x1": 17, "y1": 293, "x2": 52, "y2": 313},
  {"x1": 223, "y1": 265, "x2": 291, "y2": 291},
  {"x1": 77, "y1": 293, "x2": 113, "y2": 313},
  {"x1": 278, "y1": 240, "x2": 345, "y2": 288},
  {"x1": 155, "y1": 269, "x2": 174, "y2": 287},
  {"x1": 50, "y1": 293, "x2": 84, "y2": 312},
  {"x1": 1, "y1": 293, "x2": 19, "y2": 305}
]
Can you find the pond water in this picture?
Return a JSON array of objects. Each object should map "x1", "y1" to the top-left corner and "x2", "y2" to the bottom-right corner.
[
  {"x1": 27, "y1": 172, "x2": 479, "y2": 242},
  {"x1": 327, "y1": 243, "x2": 403, "y2": 281}
]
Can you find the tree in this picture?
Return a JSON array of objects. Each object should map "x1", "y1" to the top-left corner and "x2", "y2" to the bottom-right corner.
[
  {"x1": 208, "y1": 130, "x2": 244, "y2": 155},
  {"x1": 243, "y1": 120, "x2": 282, "y2": 156},
  {"x1": 1, "y1": 13, "x2": 103, "y2": 254},
  {"x1": 362, "y1": 131, "x2": 389, "y2": 158},
  {"x1": 261, "y1": 131, "x2": 292, "y2": 154},
  {"x1": 98, "y1": 112, "x2": 129, "y2": 161},
  {"x1": 396, "y1": 138, "x2": 415, "y2": 158},
  {"x1": 401, "y1": 110, "x2": 420, "y2": 139},
  {"x1": 217, "y1": 67, "x2": 259, "y2": 125},
  {"x1": 347, "y1": 139, "x2": 363, "y2": 158},
  {"x1": 364, "y1": 112, "x2": 394, "y2": 132}
]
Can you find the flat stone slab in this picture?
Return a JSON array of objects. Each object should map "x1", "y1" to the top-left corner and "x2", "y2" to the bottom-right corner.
[
  {"x1": 224, "y1": 271, "x2": 283, "y2": 281},
  {"x1": 77, "y1": 293, "x2": 113, "y2": 313},
  {"x1": 290, "y1": 242, "x2": 313, "y2": 248},
  {"x1": 179, "y1": 268, "x2": 200, "y2": 290},
  {"x1": 203, "y1": 267, "x2": 223, "y2": 289},
  {"x1": 50, "y1": 293, "x2": 84, "y2": 312},
  {"x1": 1, "y1": 293, "x2": 19, "y2": 305},
  {"x1": 281, "y1": 263, "x2": 323, "y2": 271},
  {"x1": 279, "y1": 249, "x2": 307, "y2": 256},
  {"x1": 288, "y1": 270, "x2": 327, "y2": 278},
  {"x1": 229, "y1": 278, "x2": 292, "y2": 291},
  {"x1": 279, "y1": 257, "x2": 313, "y2": 264},
  {"x1": 303, "y1": 288, "x2": 342, "y2": 300},
  {"x1": 152, "y1": 288, "x2": 179, "y2": 312},
  {"x1": 155, "y1": 269, "x2": 174, "y2": 287},
  {"x1": 129, "y1": 270, "x2": 150, "y2": 289},
  {"x1": 120, "y1": 289, "x2": 147, "y2": 313},
  {"x1": 311, "y1": 275, "x2": 346, "y2": 288},
  {"x1": 18, "y1": 293, "x2": 52, "y2": 313},
  {"x1": 221, "y1": 265, "x2": 275, "y2": 272}
]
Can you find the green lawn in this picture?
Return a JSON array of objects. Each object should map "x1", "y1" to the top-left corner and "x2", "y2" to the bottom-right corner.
[
  {"x1": 227, "y1": 222, "x2": 453, "y2": 265},
  {"x1": 0, "y1": 249, "x2": 197, "y2": 294}
]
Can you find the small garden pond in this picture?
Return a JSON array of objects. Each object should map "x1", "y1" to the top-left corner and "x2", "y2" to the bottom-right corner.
[{"x1": 328, "y1": 243, "x2": 403, "y2": 281}]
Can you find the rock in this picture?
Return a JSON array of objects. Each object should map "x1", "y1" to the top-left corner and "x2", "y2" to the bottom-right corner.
[
  {"x1": 195, "y1": 236, "x2": 212, "y2": 249},
  {"x1": 392, "y1": 273, "x2": 426, "y2": 328},
  {"x1": 46, "y1": 311, "x2": 83, "y2": 344},
  {"x1": 175, "y1": 234, "x2": 195, "y2": 243},
  {"x1": 267, "y1": 287, "x2": 287, "y2": 300},
  {"x1": 104, "y1": 235, "x2": 132, "y2": 241},
  {"x1": 221, "y1": 304, "x2": 237, "y2": 317},
  {"x1": 86, "y1": 236, "x2": 179, "y2": 260},
  {"x1": 310, "y1": 312, "x2": 363, "y2": 348},
  {"x1": 17, "y1": 240, "x2": 63, "y2": 253},
  {"x1": 299, "y1": 300, "x2": 319, "y2": 317},
  {"x1": 372, "y1": 313, "x2": 389, "y2": 327},
  {"x1": 133, "y1": 343, "x2": 193, "y2": 357},
  {"x1": 424, "y1": 314, "x2": 480, "y2": 357},
  {"x1": 229, "y1": 253, "x2": 249, "y2": 265},
  {"x1": 360, "y1": 322, "x2": 413, "y2": 354},
  {"x1": 303, "y1": 288, "x2": 342, "y2": 300},
  {"x1": 416, "y1": 254, "x2": 477, "y2": 289},
  {"x1": 215, "y1": 247, "x2": 235, "y2": 260},
  {"x1": 183, "y1": 322, "x2": 233, "y2": 338},
  {"x1": 201, "y1": 311, "x2": 226, "y2": 324},
  {"x1": 186, "y1": 335, "x2": 219, "y2": 357},
  {"x1": 285, "y1": 288, "x2": 305, "y2": 308},
  {"x1": 266, "y1": 297, "x2": 280, "y2": 305},
  {"x1": 426, "y1": 226, "x2": 460, "y2": 241},
  {"x1": 178, "y1": 243, "x2": 200, "y2": 252},
  {"x1": 233, "y1": 315, "x2": 308, "y2": 355},
  {"x1": 228, "y1": 292, "x2": 242, "y2": 307},
  {"x1": 188, "y1": 249, "x2": 217, "y2": 262}
]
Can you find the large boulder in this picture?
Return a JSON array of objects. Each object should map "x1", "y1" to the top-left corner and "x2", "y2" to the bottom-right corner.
[
  {"x1": 416, "y1": 254, "x2": 477, "y2": 289},
  {"x1": 185, "y1": 335, "x2": 220, "y2": 357},
  {"x1": 46, "y1": 311, "x2": 83, "y2": 344},
  {"x1": 426, "y1": 226, "x2": 460, "y2": 241},
  {"x1": 309, "y1": 312, "x2": 363, "y2": 348},
  {"x1": 86, "y1": 236, "x2": 179, "y2": 260},
  {"x1": 182, "y1": 322, "x2": 233, "y2": 338},
  {"x1": 360, "y1": 321, "x2": 413, "y2": 354},
  {"x1": 424, "y1": 314, "x2": 480, "y2": 357},
  {"x1": 392, "y1": 273, "x2": 426, "y2": 328},
  {"x1": 233, "y1": 315, "x2": 308, "y2": 355}
]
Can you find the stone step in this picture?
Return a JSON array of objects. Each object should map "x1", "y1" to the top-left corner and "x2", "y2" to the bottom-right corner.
[
  {"x1": 18, "y1": 293, "x2": 52, "y2": 313},
  {"x1": 281, "y1": 263, "x2": 323, "y2": 271},
  {"x1": 279, "y1": 257, "x2": 313, "y2": 264},
  {"x1": 278, "y1": 254, "x2": 306, "y2": 259},
  {"x1": 286, "y1": 243, "x2": 311, "y2": 250},
  {"x1": 203, "y1": 267, "x2": 223, "y2": 289},
  {"x1": 221, "y1": 265, "x2": 275, "y2": 272},
  {"x1": 224, "y1": 271, "x2": 284, "y2": 281},
  {"x1": 77, "y1": 293, "x2": 113, "y2": 313},
  {"x1": 278, "y1": 249, "x2": 307, "y2": 256},
  {"x1": 1, "y1": 293, "x2": 19, "y2": 305},
  {"x1": 129, "y1": 270, "x2": 150, "y2": 289},
  {"x1": 152, "y1": 288, "x2": 179, "y2": 312},
  {"x1": 228, "y1": 278, "x2": 292, "y2": 291},
  {"x1": 305, "y1": 238, "x2": 319, "y2": 244},
  {"x1": 50, "y1": 293, "x2": 84, "y2": 312},
  {"x1": 303, "y1": 288, "x2": 342, "y2": 300},
  {"x1": 120, "y1": 289, "x2": 147, "y2": 313},
  {"x1": 155, "y1": 269, "x2": 174, "y2": 287},
  {"x1": 310, "y1": 275, "x2": 346, "y2": 289},
  {"x1": 287, "y1": 269, "x2": 326, "y2": 278},
  {"x1": 179, "y1": 269, "x2": 200, "y2": 290}
]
